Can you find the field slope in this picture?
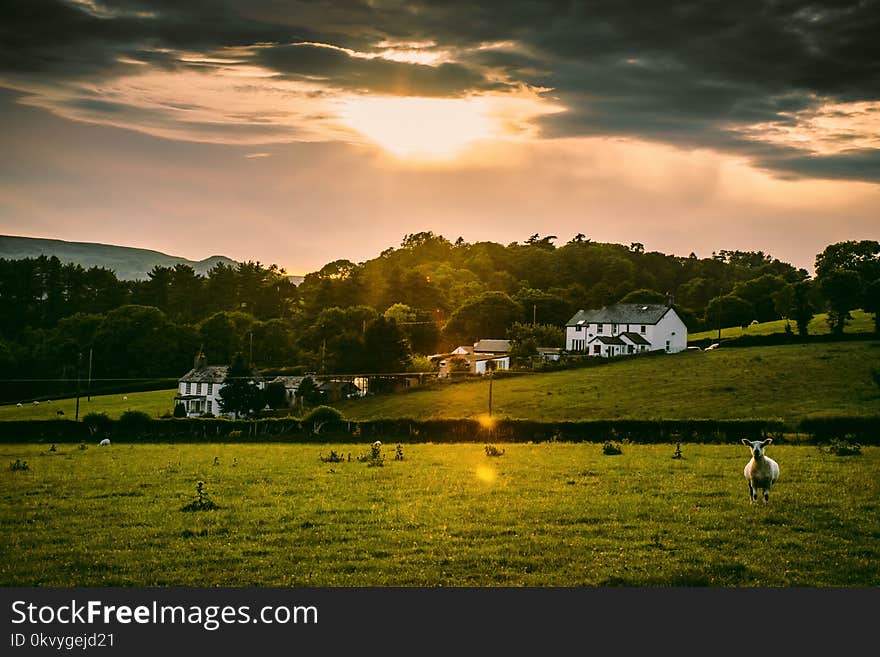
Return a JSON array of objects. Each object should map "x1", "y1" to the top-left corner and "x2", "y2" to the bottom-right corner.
[{"x1": 335, "y1": 342, "x2": 880, "y2": 426}]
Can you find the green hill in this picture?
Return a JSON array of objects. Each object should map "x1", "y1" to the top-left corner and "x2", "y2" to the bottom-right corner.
[
  {"x1": 689, "y1": 309, "x2": 874, "y2": 342},
  {"x1": 0, "y1": 235, "x2": 238, "y2": 281},
  {"x1": 333, "y1": 341, "x2": 880, "y2": 426}
]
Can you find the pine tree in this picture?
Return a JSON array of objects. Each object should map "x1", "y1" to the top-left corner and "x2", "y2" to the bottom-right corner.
[{"x1": 218, "y1": 352, "x2": 264, "y2": 418}]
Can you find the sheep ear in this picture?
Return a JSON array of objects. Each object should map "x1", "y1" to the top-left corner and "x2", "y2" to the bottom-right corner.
[
  {"x1": 763, "y1": 438, "x2": 773, "y2": 445},
  {"x1": 741, "y1": 439, "x2": 750, "y2": 446}
]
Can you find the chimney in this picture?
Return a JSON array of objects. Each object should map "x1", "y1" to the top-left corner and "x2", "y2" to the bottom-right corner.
[
  {"x1": 665, "y1": 292, "x2": 674, "y2": 307},
  {"x1": 194, "y1": 348, "x2": 207, "y2": 370}
]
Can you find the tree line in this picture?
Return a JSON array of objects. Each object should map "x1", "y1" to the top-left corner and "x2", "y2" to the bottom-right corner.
[{"x1": 0, "y1": 235, "x2": 877, "y2": 402}]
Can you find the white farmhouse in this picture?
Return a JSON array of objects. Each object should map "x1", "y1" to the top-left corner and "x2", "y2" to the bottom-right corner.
[
  {"x1": 565, "y1": 303, "x2": 687, "y2": 357},
  {"x1": 435, "y1": 339, "x2": 511, "y2": 376},
  {"x1": 175, "y1": 352, "x2": 265, "y2": 417}
]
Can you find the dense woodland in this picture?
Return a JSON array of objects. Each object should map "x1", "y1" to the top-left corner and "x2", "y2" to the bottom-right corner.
[{"x1": 0, "y1": 234, "x2": 878, "y2": 402}]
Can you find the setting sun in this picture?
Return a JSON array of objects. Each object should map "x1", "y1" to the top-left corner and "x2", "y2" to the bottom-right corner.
[{"x1": 341, "y1": 96, "x2": 496, "y2": 160}]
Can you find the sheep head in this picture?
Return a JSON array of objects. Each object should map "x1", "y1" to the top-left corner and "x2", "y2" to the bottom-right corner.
[{"x1": 742, "y1": 438, "x2": 772, "y2": 459}]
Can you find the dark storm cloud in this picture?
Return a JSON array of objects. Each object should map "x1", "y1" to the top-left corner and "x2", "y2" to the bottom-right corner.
[
  {"x1": 256, "y1": 42, "x2": 500, "y2": 96},
  {"x1": 1, "y1": 0, "x2": 878, "y2": 181}
]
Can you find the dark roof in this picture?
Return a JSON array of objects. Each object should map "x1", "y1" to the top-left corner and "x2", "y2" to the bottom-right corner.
[
  {"x1": 588, "y1": 335, "x2": 627, "y2": 345},
  {"x1": 179, "y1": 365, "x2": 262, "y2": 383},
  {"x1": 473, "y1": 339, "x2": 511, "y2": 353},
  {"x1": 270, "y1": 376, "x2": 305, "y2": 389},
  {"x1": 566, "y1": 303, "x2": 673, "y2": 326},
  {"x1": 179, "y1": 366, "x2": 228, "y2": 383},
  {"x1": 620, "y1": 331, "x2": 651, "y2": 345}
]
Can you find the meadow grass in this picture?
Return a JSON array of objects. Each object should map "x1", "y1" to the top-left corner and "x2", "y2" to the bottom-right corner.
[
  {"x1": 0, "y1": 389, "x2": 178, "y2": 421},
  {"x1": 335, "y1": 342, "x2": 880, "y2": 425},
  {"x1": 1, "y1": 442, "x2": 877, "y2": 587},
  {"x1": 689, "y1": 309, "x2": 874, "y2": 341}
]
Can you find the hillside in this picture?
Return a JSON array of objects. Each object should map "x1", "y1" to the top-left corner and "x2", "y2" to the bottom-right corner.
[
  {"x1": 689, "y1": 309, "x2": 874, "y2": 342},
  {"x1": 333, "y1": 341, "x2": 880, "y2": 427},
  {"x1": 0, "y1": 235, "x2": 238, "y2": 281}
]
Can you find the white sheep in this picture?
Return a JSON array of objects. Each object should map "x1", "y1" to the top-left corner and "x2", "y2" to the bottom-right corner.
[
  {"x1": 99, "y1": 438, "x2": 111, "y2": 447},
  {"x1": 123, "y1": 396, "x2": 128, "y2": 401},
  {"x1": 742, "y1": 438, "x2": 779, "y2": 503}
]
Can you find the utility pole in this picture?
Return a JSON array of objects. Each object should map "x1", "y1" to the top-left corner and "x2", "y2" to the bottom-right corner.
[
  {"x1": 488, "y1": 371, "x2": 493, "y2": 417},
  {"x1": 249, "y1": 332, "x2": 254, "y2": 367},
  {"x1": 86, "y1": 348, "x2": 93, "y2": 402},
  {"x1": 533, "y1": 304, "x2": 536, "y2": 326},
  {"x1": 75, "y1": 351, "x2": 82, "y2": 421}
]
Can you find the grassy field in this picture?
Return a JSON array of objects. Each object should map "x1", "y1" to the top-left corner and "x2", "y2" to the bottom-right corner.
[
  {"x1": 3, "y1": 342, "x2": 879, "y2": 427},
  {"x1": 0, "y1": 389, "x2": 178, "y2": 421},
  {"x1": 689, "y1": 309, "x2": 874, "y2": 341},
  {"x1": 334, "y1": 342, "x2": 880, "y2": 425},
  {"x1": 0, "y1": 442, "x2": 876, "y2": 586}
]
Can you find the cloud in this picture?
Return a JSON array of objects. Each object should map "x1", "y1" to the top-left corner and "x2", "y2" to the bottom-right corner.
[{"x1": 0, "y1": 0, "x2": 877, "y2": 182}]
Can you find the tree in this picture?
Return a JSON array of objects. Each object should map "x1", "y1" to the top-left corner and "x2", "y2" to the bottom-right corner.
[
  {"x1": 618, "y1": 288, "x2": 667, "y2": 304},
  {"x1": 773, "y1": 280, "x2": 814, "y2": 336},
  {"x1": 362, "y1": 316, "x2": 411, "y2": 373},
  {"x1": 296, "y1": 376, "x2": 324, "y2": 407},
  {"x1": 265, "y1": 380, "x2": 290, "y2": 410},
  {"x1": 217, "y1": 352, "x2": 264, "y2": 418},
  {"x1": 815, "y1": 240, "x2": 880, "y2": 281},
  {"x1": 863, "y1": 279, "x2": 880, "y2": 334},
  {"x1": 819, "y1": 269, "x2": 861, "y2": 334},
  {"x1": 443, "y1": 291, "x2": 523, "y2": 346},
  {"x1": 705, "y1": 294, "x2": 755, "y2": 330}
]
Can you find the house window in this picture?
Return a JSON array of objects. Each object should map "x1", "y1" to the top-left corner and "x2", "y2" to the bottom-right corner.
[
  {"x1": 593, "y1": 345, "x2": 601, "y2": 354},
  {"x1": 576, "y1": 325, "x2": 582, "y2": 332},
  {"x1": 612, "y1": 323, "x2": 618, "y2": 333},
  {"x1": 185, "y1": 382, "x2": 191, "y2": 394},
  {"x1": 640, "y1": 325, "x2": 646, "y2": 333},
  {"x1": 207, "y1": 383, "x2": 213, "y2": 395},
  {"x1": 597, "y1": 324, "x2": 603, "y2": 333},
  {"x1": 207, "y1": 400, "x2": 212, "y2": 414},
  {"x1": 665, "y1": 340, "x2": 670, "y2": 352}
]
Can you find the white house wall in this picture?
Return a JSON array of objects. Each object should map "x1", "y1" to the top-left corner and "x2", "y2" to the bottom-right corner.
[
  {"x1": 653, "y1": 310, "x2": 687, "y2": 353},
  {"x1": 565, "y1": 309, "x2": 687, "y2": 356}
]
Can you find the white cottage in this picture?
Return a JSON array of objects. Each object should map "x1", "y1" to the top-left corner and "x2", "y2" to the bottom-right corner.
[
  {"x1": 565, "y1": 303, "x2": 687, "y2": 357},
  {"x1": 175, "y1": 352, "x2": 265, "y2": 417}
]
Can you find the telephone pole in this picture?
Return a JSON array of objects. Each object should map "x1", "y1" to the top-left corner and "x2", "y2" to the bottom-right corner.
[
  {"x1": 86, "y1": 348, "x2": 93, "y2": 402},
  {"x1": 75, "y1": 351, "x2": 82, "y2": 421}
]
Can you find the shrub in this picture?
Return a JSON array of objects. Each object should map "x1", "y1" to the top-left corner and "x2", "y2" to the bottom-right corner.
[
  {"x1": 303, "y1": 406, "x2": 344, "y2": 434},
  {"x1": 83, "y1": 412, "x2": 112, "y2": 439},
  {"x1": 819, "y1": 439, "x2": 862, "y2": 456},
  {"x1": 603, "y1": 441, "x2": 623, "y2": 455},
  {"x1": 485, "y1": 444, "x2": 505, "y2": 457},
  {"x1": 173, "y1": 403, "x2": 187, "y2": 418},
  {"x1": 180, "y1": 481, "x2": 220, "y2": 512}
]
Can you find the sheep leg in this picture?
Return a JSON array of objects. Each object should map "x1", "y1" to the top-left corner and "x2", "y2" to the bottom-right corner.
[
  {"x1": 748, "y1": 482, "x2": 757, "y2": 503},
  {"x1": 763, "y1": 488, "x2": 770, "y2": 503}
]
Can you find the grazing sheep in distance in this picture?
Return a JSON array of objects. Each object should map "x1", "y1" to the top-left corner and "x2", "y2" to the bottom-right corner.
[
  {"x1": 99, "y1": 438, "x2": 111, "y2": 446},
  {"x1": 123, "y1": 396, "x2": 128, "y2": 401},
  {"x1": 742, "y1": 438, "x2": 780, "y2": 503}
]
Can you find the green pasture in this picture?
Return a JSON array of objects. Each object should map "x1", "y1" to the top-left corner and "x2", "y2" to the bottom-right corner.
[
  {"x1": 689, "y1": 309, "x2": 874, "y2": 342},
  {"x1": 336, "y1": 342, "x2": 880, "y2": 425},
  {"x1": 1, "y1": 442, "x2": 876, "y2": 586},
  {"x1": 0, "y1": 389, "x2": 178, "y2": 421}
]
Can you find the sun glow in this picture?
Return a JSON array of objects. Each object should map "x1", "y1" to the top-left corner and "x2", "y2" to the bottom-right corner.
[{"x1": 341, "y1": 96, "x2": 497, "y2": 160}]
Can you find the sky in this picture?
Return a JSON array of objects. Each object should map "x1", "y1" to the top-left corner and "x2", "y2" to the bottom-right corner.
[{"x1": 1, "y1": 0, "x2": 878, "y2": 275}]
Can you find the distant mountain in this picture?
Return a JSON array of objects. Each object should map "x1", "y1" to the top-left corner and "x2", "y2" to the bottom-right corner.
[{"x1": 0, "y1": 235, "x2": 240, "y2": 281}]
